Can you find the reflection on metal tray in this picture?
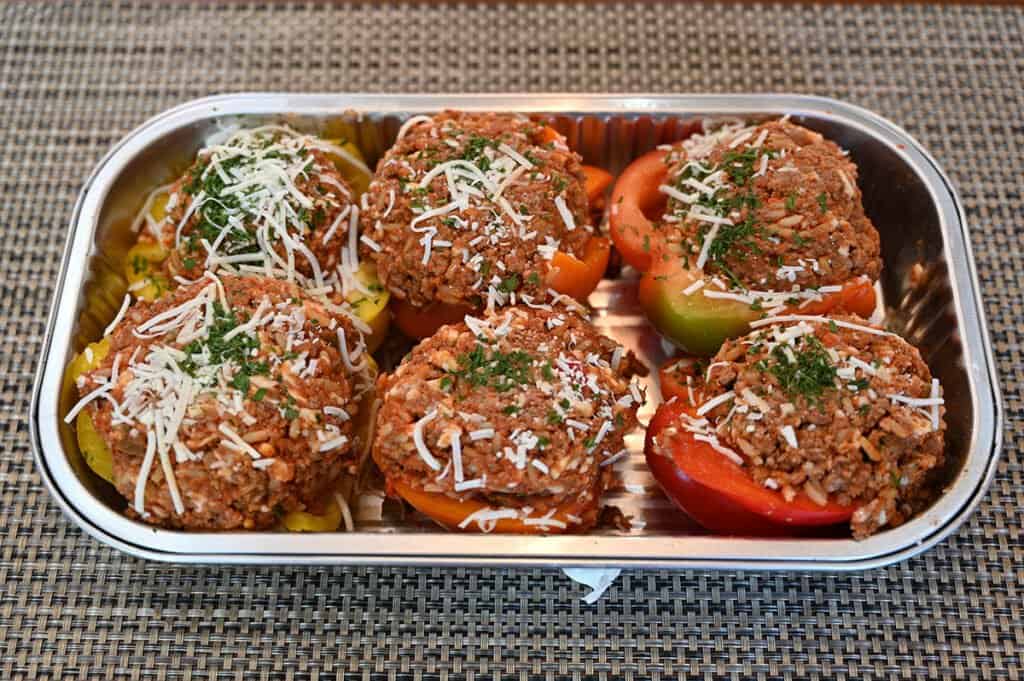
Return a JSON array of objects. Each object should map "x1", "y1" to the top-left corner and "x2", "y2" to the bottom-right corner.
[{"x1": 30, "y1": 94, "x2": 1002, "y2": 569}]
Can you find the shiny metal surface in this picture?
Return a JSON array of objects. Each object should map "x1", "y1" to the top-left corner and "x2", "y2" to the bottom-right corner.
[{"x1": 30, "y1": 94, "x2": 1003, "y2": 568}]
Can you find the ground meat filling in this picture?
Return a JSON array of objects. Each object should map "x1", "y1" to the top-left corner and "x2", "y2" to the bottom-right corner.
[
  {"x1": 154, "y1": 127, "x2": 358, "y2": 287},
  {"x1": 74, "y1": 275, "x2": 374, "y2": 530},
  {"x1": 682, "y1": 315, "x2": 944, "y2": 538},
  {"x1": 658, "y1": 119, "x2": 881, "y2": 298},
  {"x1": 359, "y1": 111, "x2": 592, "y2": 310},
  {"x1": 373, "y1": 305, "x2": 646, "y2": 530}
]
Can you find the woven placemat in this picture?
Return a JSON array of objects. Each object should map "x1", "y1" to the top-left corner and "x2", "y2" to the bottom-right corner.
[{"x1": 2, "y1": 2, "x2": 1022, "y2": 679}]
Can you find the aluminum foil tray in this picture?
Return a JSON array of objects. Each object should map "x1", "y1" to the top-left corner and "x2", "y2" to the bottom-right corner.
[{"x1": 30, "y1": 94, "x2": 1003, "y2": 569}]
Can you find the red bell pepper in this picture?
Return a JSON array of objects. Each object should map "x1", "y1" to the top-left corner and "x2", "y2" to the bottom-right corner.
[{"x1": 645, "y1": 398, "x2": 856, "y2": 536}]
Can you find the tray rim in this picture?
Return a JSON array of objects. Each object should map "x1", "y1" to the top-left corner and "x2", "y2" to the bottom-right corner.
[{"x1": 29, "y1": 92, "x2": 1004, "y2": 570}]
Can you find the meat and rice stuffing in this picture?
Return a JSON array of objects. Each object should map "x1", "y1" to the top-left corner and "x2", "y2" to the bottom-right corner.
[
  {"x1": 359, "y1": 111, "x2": 593, "y2": 311},
  {"x1": 142, "y1": 125, "x2": 364, "y2": 291},
  {"x1": 659, "y1": 118, "x2": 881, "y2": 304},
  {"x1": 673, "y1": 314, "x2": 945, "y2": 538},
  {"x1": 66, "y1": 274, "x2": 376, "y2": 530},
  {"x1": 372, "y1": 304, "x2": 646, "y2": 533}
]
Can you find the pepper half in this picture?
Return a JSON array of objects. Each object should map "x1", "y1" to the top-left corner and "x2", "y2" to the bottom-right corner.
[
  {"x1": 645, "y1": 396, "x2": 856, "y2": 536},
  {"x1": 390, "y1": 163, "x2": 613, "y2": 340},
  {"x1": 388, "y1": 479, "x2": 598, "y2": 534},
  {"x1": 123, "y1": 139, "x2": 391, "y2": 350},
  {"x1": 609, "y1": 148, "x2": 669, "y2": 272},
  {"x1": 638, "y1": 256, "x2": 877, "y2": 356},
  {"x1": 611, "y1": 140, "x2": 879, "y2": 356},
  {"x1": 65, "y1": 341, "x2": 380, "y2": 534}
]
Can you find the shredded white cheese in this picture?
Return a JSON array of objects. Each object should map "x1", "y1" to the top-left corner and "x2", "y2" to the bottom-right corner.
[
  {"x1": 554, "y1": 195, "x2": 576, "y2": 232},
  {"x1": 696, "y1": 390, "x2": 735, "y2": 417},
  {"x1": 694, "y1": 223, "x2": 721, "y2": 271},
  {"x1": 104, "y1": 294, "x2": 132, "y2": 337},
  {"x1": 413, "y1": 409, "x2": 442, "y2": 471},
  {"x1": 750, "y1": 315, "x2": 894, "y2": 337}
]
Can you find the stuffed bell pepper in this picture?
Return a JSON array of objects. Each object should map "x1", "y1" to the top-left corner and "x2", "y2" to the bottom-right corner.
[{"x1": 611, "y1": 118, "x2": 881, "y2": 355}]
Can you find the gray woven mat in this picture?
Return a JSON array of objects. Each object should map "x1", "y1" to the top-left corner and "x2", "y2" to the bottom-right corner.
[{"x1": 2, "y1": 2, "x2": 1022, "y2": 679}]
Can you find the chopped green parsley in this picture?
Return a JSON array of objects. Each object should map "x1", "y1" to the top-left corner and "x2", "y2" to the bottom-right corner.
[
  {"x1": 766, "y1": 336, "x2": 837, "y2": 404},
  {"x1": 448, "y1": 343, "x2": 534, "y2": 393}
]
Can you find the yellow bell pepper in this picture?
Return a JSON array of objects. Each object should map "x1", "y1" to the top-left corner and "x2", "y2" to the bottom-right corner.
[
  {"x1": 324, "y1": 134, "x2": 373, "y2": 196},
  {"x1": 64, "y1": 338, "x2": 114, "y2": 483},
  {"x1": 346, "y1": 262, "x2": 391, "y2": 352},
  {"x1": 124, "y1": 240, "x2": 170, "y2": 302},
  {"x1": 124, "y1": 191, "x2": 171, "y2": 301},
  {"x1": 281, "y1": 494, "x2": 344, "y2": 532},
  {"x1": 76, "y1": 411, "x2": 114, "y2": 484}
]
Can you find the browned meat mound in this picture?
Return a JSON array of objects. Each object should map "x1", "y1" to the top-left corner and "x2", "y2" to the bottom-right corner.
[
  {"x1": 372, "y1": 304, "x2": 646, "y2": 530},
  {"x1": 153, "y1": 126, "x2": 358, "y2": 285},
  {"x1": 659, "y1": 119, "x2": 881, "y2": 292},
  {"x1": 683, "y1": 314, "x2": 945, "y2": 538},
  {"x1": 359, "y1": 111, "x2": 592, "y2": 310},
  {"x1": 74, "y1": 274, "x2": 375, "y2": 530}
]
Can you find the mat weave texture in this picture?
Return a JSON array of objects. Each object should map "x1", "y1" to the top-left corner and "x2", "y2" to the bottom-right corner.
[{"x1": 2, "y1": 2, "x2": 1023, "y2": 679}]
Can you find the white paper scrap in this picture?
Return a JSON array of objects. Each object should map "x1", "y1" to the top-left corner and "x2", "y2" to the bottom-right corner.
[{"x1": 562, "y1": 568, "x2": 622, "y2": 604}]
